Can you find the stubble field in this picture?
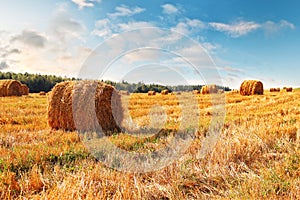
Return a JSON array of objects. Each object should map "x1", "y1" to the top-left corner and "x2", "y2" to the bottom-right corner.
[{"x1": 0, "y1": 90, "x2": 299, "y2": 199}]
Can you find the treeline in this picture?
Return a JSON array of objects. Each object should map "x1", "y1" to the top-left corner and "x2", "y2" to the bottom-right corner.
[
  {"x1": 0, "y1": 71, "x2": 231, "y2": 93},
  {"x1": 104, "y1": 80, "x2": 231, "y2": 93},
  {"x1": 0, "y1": 71, "x2": 76, "y2": 93}
]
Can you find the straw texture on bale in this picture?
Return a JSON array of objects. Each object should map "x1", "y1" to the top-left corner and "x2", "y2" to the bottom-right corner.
[
  {"x1": 270, "y1": 88, "x2": 280, "y2": 92},
  {"x1": 193, "y1": 90, "x2": 200, "y2": 94},
  {"x1": 148, "y1": 91, "x2": 156, "y2": 96},
  {"x1": 47, "y1": 80, "x2": 123, "y2": 135},
  {"x1": 40, "y1": 91, "x2": 46, "y2": 96},
  {"x1": 21, "y1": 84, "x2": 29, "y2": 95},
  {"x1": 286, "y1": 87, "x2": 293, "y2": 92},
  {"x1": 0, "y1": 79, "x2": 23, "y2": 97},
  {"x1": 240, "y1": 80, "x2": 263, "y2": 96},
  {"x1": 161, "y1": 89, "x2": 169, "y2": 95},
  {"x1": 200, "y1": 84, "x2": 218, "y2": 95}
]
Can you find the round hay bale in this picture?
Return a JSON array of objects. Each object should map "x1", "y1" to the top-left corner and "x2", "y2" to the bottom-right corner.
[
  {"x1": 21, "y1": 84, "x2": 29, "y2": 95},
  {"x1": 148, "y1": 91, "x2": 156, "y2": 96},
  {"x1": 239, "y1": 80, "x2": 263, "y2": 96},
  {"x1": 0, "y1": 79, "x2": 23, "y2": 97},
  {"x1": 161, "y1": 89, "x2": 169, "y2": 95},
  {"x1": 200, "y1": 84, "x2": 218, "y2": 95},
  {"x1": 218, "y1": 89, "x2": 224, "y2": 94},
  {"x1": 270, "y1": 88, "x2": 280, "y2": 92},
  {"x1": 286, "y1": 87, "x2": 293, "y2": 92},
  {"x1": 47, "y1": 80, "x2": 123, "y2": 135}
]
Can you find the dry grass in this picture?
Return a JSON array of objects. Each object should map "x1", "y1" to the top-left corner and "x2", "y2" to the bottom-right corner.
[{"x1": 0, "y1": 90, "x2": 299, "y2": 199}]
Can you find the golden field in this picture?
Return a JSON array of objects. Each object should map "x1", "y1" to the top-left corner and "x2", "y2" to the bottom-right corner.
[{"x1": 0, "y1": 90, "x2": 299, "y2": 199}]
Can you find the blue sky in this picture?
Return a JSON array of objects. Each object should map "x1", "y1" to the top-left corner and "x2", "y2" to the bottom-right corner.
[{"x1": 0, "y1": 0, "x2": 299, "y2": 88}]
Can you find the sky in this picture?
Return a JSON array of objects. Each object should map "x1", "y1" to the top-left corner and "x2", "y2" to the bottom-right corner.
[{"x1": 0, "y1": 0, "x2": 299, "y2": 89}]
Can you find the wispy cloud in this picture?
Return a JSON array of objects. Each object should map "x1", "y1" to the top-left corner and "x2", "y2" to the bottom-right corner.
[
  {"x1": 209, "y1": 21, "x2": 261, "y2": 37},
  {"x1": 161, "y1": 4, "x2": 179, "y2": 15},
  {"x1": 108, "y1": 5, "x2": 145, "y2": 18},
  {"x1": 262, "y1": 20, "x2": 295, "y2": 35},
  {"x1": 71, "y1": 0, "x2": 100, "y2": 10},
  {"x1": 209, "y1": 20, "x2": 295, "y2": 38}
]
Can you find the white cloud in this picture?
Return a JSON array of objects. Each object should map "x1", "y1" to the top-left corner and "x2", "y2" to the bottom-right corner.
[
  {"x1": 71, "y1": 0, "x2": 100, "y2": 10},
  {"x1": 209, "y1": 19, "x2": 295, "y2": 38},
  {"x1": 161, "y1": 4, "x2": 179, "y2": 15},
  {"x1": 209, "y1": 21, "x2": 261, "y2": 37},
  {"x1": 118, "y1": 21, "x2": 154, "y2": 32},
  {"x1": 263, "y1": 20, "x2": 295, "y2": 35},
  {"x1": 170, "y1": 18, "x2": 206, "y2": 35},
  {"x1": 108, "y1": 5, "x2": 145, "y2": 18},
  {"x1": 92, "y1": 18, "x2": 113, "y2": 38}
]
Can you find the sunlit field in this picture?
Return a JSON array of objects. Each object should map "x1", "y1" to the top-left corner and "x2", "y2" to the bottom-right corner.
[{"x1": 0, "y1": 90, "x2": 299, "y2": 199}]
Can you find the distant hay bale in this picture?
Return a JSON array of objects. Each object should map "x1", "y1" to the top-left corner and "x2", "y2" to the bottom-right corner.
[
  {"x1": 240, "y1": 80, "x2": 263, "y2": 96},
  {"x1": 227, "y1": 89, "x2": 239, "y2": 94},
  {"x1": 218, "y1": 89, "x2": 224, "y2": 94},
  {"x1": 286, "y1": 87, "x2": 293, "y2": 92},
  {"x1": 21, "y1": 84, "x2": 29, "y2": 95},
  {"x1": 47, "y1": 80, "x2": 123, "y2": 135},
  {"x1": 193, "y1": 90, "x2": 200, "y2": 94},
  {"x1": 0, "y1": 79, "x2": 23, "y2": 97},
  {"x1": 200, "y1": 84, "x2": 218, "y2": 95},
  {"x1": 161, "y1": 89, "x2": 169, "y2": 95},
  {"x1": 148, "y1": 91, "x2": 156, "y2": 96},
  {"x1": 270, "y1": 88, "x2": 280, "y2": 92},
  {"x1": 40, "y1": 91, "x2": 46, "y2": 96}
]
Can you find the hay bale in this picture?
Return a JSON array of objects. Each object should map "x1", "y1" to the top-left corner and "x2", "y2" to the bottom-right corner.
[
  {"x1": 0, "y1": 79, "x2": 23, "y2": 97},
  {"x1": 40, "y1": 91, "x2": 46, "y2": 96},
  {"x1": 193, "y1": 90, "x2": 200, "y2": 94},
  {"x1": 200, "y1": 84, "x2": 218, "y2": 95},
  {"x1": 270, "y1": 88, "x2": 280, "y2": 92},
  {"x1": 286, "y1": 87, "x2": 293, "y2": 92},
  {"x1": 148, "y1": 91, "x2": 156, "y2": 96},
  {"x1": 240, "y1": 80, "x2": 263, "y2": 96},
  {"x1": 218, "y1": 89, "x2": 224, "y2": 94},
  {"x1": 161, "y1": 89, "x2": 169, "y2": 95},
  {"x1": 47, "y1": 80, "x2": 123, "y2": 135},
  {"x1": 21, "y1": 84, "x2": 29, "y2": 95}
]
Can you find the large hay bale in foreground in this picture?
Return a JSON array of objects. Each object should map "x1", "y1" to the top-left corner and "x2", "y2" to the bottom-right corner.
[
  {"x1": 21, "y1": 84, "x2": 29, "y2": 95},
  {"x1": 200, "y1": 84, "x2": 218, "y2": 95},
  {"x1": 240, "y1": 80, "x2": 263, "y2": 96},
  {"x1": 47, "y1": 80, "x2": 123, "y2": 135},
  {"x1": 0, "y1": 79, "x2": 23, "y2": 97}
]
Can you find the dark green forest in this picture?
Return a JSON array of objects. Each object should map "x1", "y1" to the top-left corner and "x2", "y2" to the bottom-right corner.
[{"x1": 0, "y1": 71, "x2": 231, "y2": 93}]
